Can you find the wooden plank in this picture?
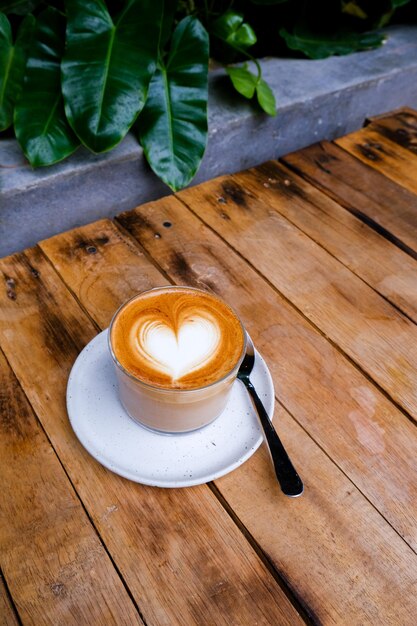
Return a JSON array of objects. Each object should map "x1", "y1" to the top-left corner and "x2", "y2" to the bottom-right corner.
[
  {"x1": 0, "y1": 349, "x2": 143, "y2": 626},
  {"x1": 0, "y1": 573, "x2": 19, "y2": 626},
  {"x1": 336, "y1": 126, "x2": 417, "y2": 195},
  {"x1": 177, "y1": 175, "x2": 417, "y2": 423},
  {"x1": 116, "y1": 196, "x2": 417, "y2": 624},
  {"x1": 281, "y1": 140, "x2": 417, "y2": 259},
  {"x1": 236, "y1": 157, "x2": 417, "y2": 323},
  {"x1": 0, "y1": 238, "x2": 303, "y2": 626},
  {"x1": 366, "y1": 108, "x2": 417, "y2": 155}
]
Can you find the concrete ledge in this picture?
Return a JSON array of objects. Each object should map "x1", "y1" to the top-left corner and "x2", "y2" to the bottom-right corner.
[{"x1": 1, "y1": 25, "x2": 417, "y2": 257}]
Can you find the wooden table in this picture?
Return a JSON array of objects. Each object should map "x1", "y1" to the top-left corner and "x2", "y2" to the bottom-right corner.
[{"x1": 1, "y1": 107, "x2": 417, "y2": 626}]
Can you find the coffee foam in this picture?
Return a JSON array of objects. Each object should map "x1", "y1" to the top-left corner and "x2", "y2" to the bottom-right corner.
[{"x1": 110, "y1": 288, "x2": 245, "y2": 389}]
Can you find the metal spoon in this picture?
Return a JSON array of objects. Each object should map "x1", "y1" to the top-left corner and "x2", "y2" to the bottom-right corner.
[{"x1": 237, "y1": 335, "x2": 304, "y2": 497}]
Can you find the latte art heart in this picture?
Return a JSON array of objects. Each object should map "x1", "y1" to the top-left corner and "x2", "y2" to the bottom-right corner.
[
  {"x1": 110, "y1": 287, "x2": 245, "y2": 389},
  {"x1": 136, "y1": 317, "x2": 221, "y2": 380}
]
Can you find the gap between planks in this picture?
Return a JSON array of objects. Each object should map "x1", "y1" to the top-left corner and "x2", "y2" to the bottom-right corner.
[
  {"x1": 0, "y1": 570, "x2": 21, "y2": 626},
  {"x1": 207, "y1": 482, "x2": 322, "y2": 626},
  {"x1": 239, "y1": 161, "x2": 417, "y2": 326},
  {"x1": 281, "y1": 134, "x2": 417, "y2": 265}
]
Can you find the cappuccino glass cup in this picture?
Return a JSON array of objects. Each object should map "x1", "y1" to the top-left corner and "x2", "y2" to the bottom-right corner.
[{"x1": 108, "y1": 286, "x2": 247, "y2": 433}]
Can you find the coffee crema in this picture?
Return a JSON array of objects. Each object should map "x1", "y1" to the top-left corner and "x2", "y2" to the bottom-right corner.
[{"x1": 110, "y1": 287, "x2": 245, "y2": 389}]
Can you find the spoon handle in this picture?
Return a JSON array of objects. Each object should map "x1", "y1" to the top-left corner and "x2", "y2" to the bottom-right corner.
[{"x1": 245, "y1": 379, "x2": 304, "y2": 497}]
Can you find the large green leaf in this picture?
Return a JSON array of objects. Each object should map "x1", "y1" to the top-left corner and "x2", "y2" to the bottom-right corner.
[
  {"x1": 0, "y1": 12, "x2": 34, "y2": 130},
  {"x1": 14, "y1": 7, "x2": 79, "y2": 166},
  {"x1": 62, "y1": 0, "x2": 163, "y2": 153},
  {"x1": 280, "y1": 26, "x2": 385, "y2": 59},
  {"x1": 138, "y1": 16, "x2": 209, "y2": 191}
]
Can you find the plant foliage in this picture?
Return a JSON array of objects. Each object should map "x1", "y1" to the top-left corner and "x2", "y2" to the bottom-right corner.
[
  {"x1": 14, "y1": 7, "x2": 79, "y2": 165},
  {"x1": 0, "y1": 0, "x2": 415, "y2": 189},
  {"x1": 138, "y1": 16, "x2": 209, "y2": 191}
]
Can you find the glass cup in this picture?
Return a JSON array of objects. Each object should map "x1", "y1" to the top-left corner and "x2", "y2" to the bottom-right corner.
[{"x1": 108, "y1": 286, "x2": 247, "y2": 433}]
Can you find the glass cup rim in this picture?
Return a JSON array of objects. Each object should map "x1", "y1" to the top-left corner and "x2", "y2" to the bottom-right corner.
[{"x1": 108, "y1": 285, "x2": 247, "y2": 394}]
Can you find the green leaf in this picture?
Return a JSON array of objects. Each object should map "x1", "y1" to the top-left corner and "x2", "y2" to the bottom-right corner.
[
  {"x1": 211, "y1": 11, "x2": 256, "y2": 50},
  {"x1": 14, "y1": 7, "x2": 79, "y2": 166},
  {"x1": 0, "y1": 12, "x2": 34, "y2": 130},
  {"x1": 226, "y1": 66, "x2": 257, "y2": 98},
  {"x1": 256, "y1": 78, "x2": 276, "y2": 116},
  {"x1": 280, "y1": 26, "x2": 385, "y2": 59},
  {"x1": 138, "y1": 16, "x2": 209, "y2": 191},
  {"x1": 62, "y1": 0, "x2": 163, "y2": 153},
  {"x1": 226, "y1": 66, "x2": 276, "y2": 116}
]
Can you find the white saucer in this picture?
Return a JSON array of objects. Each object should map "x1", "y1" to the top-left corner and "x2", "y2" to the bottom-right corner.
[{"x1": 66, "y1": 330, "x2": 275, "y2": 488}]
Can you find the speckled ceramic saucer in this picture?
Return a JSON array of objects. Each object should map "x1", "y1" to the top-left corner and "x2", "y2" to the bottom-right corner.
[{"x1": 66, "y1": 329, "x2": 274, "y2": 488}]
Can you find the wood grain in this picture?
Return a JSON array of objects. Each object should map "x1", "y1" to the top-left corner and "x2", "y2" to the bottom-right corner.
[
  {"x1": 40, "y1": 219, "x2": 169, "y2": 325},
  {"x1": 336, "y1": 126, "x2": 417, "y2": 195},
  {"x1": 0, "y1": 573, "x2": 19, "y2": 626},
  {"x1": 0, "y1": 242, "x2": 303, "y2": 626},
  {"x1": 0, "y1": 349, "x2": 143, "y2": 626},
  {"x1": 282, "y1": 140, "x2": 417, "y2": 258},
  {"x1": 117, "y1": 196, "x2": 417, "y2": 624},
  {"x1": 237, "y1": 157, "x2": 417, "y2": 323},
  {"x1": 177, "y1": 175, "x2": 417, "y2": 422},
  {"x1": 366, "y1": 108, "x2": 417, "y2": 155}
]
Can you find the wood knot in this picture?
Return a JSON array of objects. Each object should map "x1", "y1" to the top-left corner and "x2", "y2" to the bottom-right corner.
[{"x1": 50, "y1": 582, "x2": 65, "y2": 596}]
